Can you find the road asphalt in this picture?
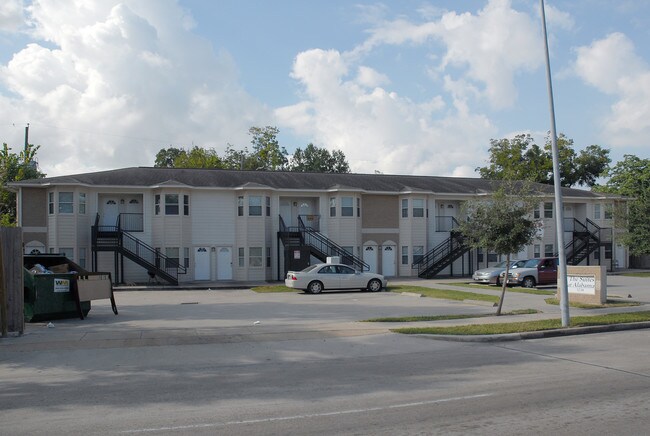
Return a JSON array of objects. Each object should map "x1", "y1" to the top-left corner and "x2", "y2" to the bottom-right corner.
[{"x1": 2, "y1": 272, "x2": 649, "y2": 351}]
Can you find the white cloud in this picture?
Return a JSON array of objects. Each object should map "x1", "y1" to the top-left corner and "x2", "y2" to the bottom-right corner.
[
  {"x1": 0, "y1": 0, "x2": 24, "y2": 32},
  {"x1": 0, "y1": 0, "x2": 269, "y2": 176},
  {"x1": 574, "y1": 33, "x2": 650, "y2": 147},
  {"x1": 276, "y1": 49, "x2": 496, "y2": 176}
]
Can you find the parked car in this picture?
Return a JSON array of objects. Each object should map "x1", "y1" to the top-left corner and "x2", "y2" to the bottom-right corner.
[
  {"x1": 472, "y1": 259, "x2": 527, "y2": 285},
  {"x1": 285, "y1": 263, "x2": 387, "y2": 294},
  {"x1": 502, "y1": 257, "x2": 558, "y2": 288}
]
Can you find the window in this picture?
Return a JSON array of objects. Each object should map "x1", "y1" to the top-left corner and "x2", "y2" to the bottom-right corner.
[
  {"x1": 544, "y1": 202, "x2": 553, "y2": 219},
  {"x1": 58, "y1": 192, "x2": 73, "y2": 213},
  {"x1": 59, "y1": 247, "x2": 73, "y2": 258},
  {"x1": 79, "y1": 248, "x2": 86, "y2": 268},
  {"x1": 266, "y1": 247, "x2": 271, "y2": 267},
  {"x1": 78, "y1": 193, "x2": 86, "y2": 214},
  {"x1": 341, "y1": 197, "x2": 354, "y2": 217},
  {"x1": 401, "y1": 199, "x2": 408, "y2": 218},
  {"x1": 48, "y1": 192, "x2": 54, "y2": 214},
  {"x1": 413, "y1": 246, "x2": 424, "y2": 263},
  {"x1": 357, "y1": 198, "x2": 361, "y2": 217},
  {"x1": 165, "y1": 194, "x2": 179, "y2": 215},
  {"x1": 249, "y1": 196, "x2": 262, "y2": 216},
  {"x1": 605, "y1": 244, "x2": 612, "y2": 259},
  {"x1": 534, "y1": 244, "x2": 541, "y2": 258},
  {"x1": 487, "y1": 251, "x2": 498, "y2": 262},
  {"x1": 184, "y1": 247, "x2": 190, "y2": 268},
  {"x1": 183, "y1": 195, "x2": 189, "y2": 216},
  {"x1": 266, "y1": 196, "x2": 271, "y2": 216},
  {"x1": 413, "y1": 199, "x2": 424, "y2": 218},
  {"x1": 401, "y1": 246, "x2": 409, "y2": 265},
  {"x1": 165, "y1": 247, "x2": 179, "y2": 268},
  {"x1": 237, "y1": 196, "x2": 244, "y2": 216},
  {"x1": 238, "y1": 247, "x2": 245, "y2": 267},
  {"x1": 477, "y1": 248, "x2": 484, "y2": 263},
  {"x1": 594, "y1": 204, "x2": 601, "y2": 220},
  {"x1": 329, "y1": 197, "x2": 336, "y2": 217},
  {"x1": 604, "y1": 203, "x2": 613, "y2": 220},
  {"x1": 544, "y1": 244, "x2": 554, "y2": 257},
  {"x1": 533, "y1": 204, "x2": 540, "y2": 219},
  {"x1": 249, "y1": 247, "x2": 263, "y2": 267},
  {"x1": 155, "y1": 195, "x2": 161, "y2": 215}
]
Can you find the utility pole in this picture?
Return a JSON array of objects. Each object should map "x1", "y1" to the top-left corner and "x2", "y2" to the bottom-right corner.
[
  {"x1": 24, "y1": 123, "x2": 29, "y2": 151},
  {"x1": 540, "y1": 0, "x2": 570, "y2": 327}
]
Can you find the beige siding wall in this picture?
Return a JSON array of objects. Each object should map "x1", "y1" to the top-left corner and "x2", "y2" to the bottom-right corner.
[
  {"x1": 362, "y1": 195, "x2": 398, "y2": 228},
  {"x1": 21, "y1": 188, "x2": 47, "y2": 227}
]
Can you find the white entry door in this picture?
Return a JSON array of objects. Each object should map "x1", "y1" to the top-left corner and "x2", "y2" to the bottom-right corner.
[
  {"x1": 382, "y1": 245, "x2": 396, "y2": 277},
  {"x1": 363, "y1": 245, "x2": 378, "y2": 273},
  {"x1": 217, "y1": 247, "x2": 233, "y2": 280},
  {"x1": 101, "y1": 198, "x2": 119, "y2": 226},
  {"x1": 194, "y1": 247, "x2": 210, "y2": 280}
]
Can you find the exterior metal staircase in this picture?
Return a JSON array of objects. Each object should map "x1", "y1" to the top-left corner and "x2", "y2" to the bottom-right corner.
[
  {"x1": 412, "y1": 227, "x2": 470, "y2": 279},
  {"x1": 560, "y1": 218, "x2": 612, "y2": 266},
  {"x1": 91, "y1": 214, "x2": 187, "y2": 285},
  {"x1": 278, "y1": 215, "x2": 369, "y2": 271}
]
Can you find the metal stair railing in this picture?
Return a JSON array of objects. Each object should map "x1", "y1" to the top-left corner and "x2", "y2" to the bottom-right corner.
[
  {"x1": 92, "y1": 213, "x2": 186, "y2": 284},
  {"x1": 297, "y1": 216, "x2": 369, "y2": 271},
  {"x1": 412, "y1": 218, "x2": 469, "y2": 278}
]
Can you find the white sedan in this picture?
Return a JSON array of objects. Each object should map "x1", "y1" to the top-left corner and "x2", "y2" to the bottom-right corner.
[{"x1": 285, "y1": 263, "x2": 387, "y2": 294}]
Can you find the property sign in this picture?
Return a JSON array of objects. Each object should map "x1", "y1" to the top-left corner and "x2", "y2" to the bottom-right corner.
[
  {"x1": 567, "y1": 275, "x2": 596, "y2": 295},
  {"x1": 293, "y1": 250, "x2": 301, "y2": 260},
  {"x1": 54, "y1": 278, "x2": 70, "y2": 293}
]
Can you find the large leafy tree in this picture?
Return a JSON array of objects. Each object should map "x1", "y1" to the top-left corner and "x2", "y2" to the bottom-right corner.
[
  {"x1": 457, "y1": 183, "x2": 540, "y2": 315},
  {"x1": 1, "y1": 143, "x2": 46, "y2": 226},
  {"x1": 288, "y1": 143, "x2": 350, "y2": 173},
  {"x1": 476, "y1": 133, "x2": 610, "y2": 187},
  {"x1": 594, "y1": 155, "x2": 650, "y2": 255},
  {"x1": 247, "y1": 126, "x2": 288, "y2": 171}
]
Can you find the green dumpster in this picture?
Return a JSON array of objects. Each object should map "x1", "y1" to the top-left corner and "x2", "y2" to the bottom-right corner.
[{"x1": 23, "y1": 254, "x2": 91, "y2": 322}]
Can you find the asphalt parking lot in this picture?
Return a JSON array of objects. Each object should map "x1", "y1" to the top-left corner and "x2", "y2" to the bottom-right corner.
[{"x1": 2, "y1": 273, "x2": 648, "y2": 351}]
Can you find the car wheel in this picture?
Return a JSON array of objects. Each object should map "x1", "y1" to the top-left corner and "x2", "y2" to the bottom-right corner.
[
  {"x1": 522, "y1": 276, "x2": 536, "y2": 288},
  {"x1": 367, "y1": 278, "x2": 382, "y2": 292},
  {"x1": 308, "y1": 281, "x2": 323, "y2": 294}
]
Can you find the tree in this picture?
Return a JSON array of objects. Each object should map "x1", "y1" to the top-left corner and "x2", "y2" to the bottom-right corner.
[
  {"x1": 154, "y1": 146, "x2": 185, "y2": 168},
  {"x1": 457, "y1": 183, "x2": 540, "y2": 315},
  {"x1": 595, "y1": 155, "x2": 650, "y2": 255},
  {"x1": 288, "y1": 143, "x2": 350, "y2": 173},
  {"x1": 476, "y1": 133, "x2": 610, "y2": 187},
  {"x1": 247, "y1": 126, "x2": 287, "y2": 171},
  {"x1": 1, "y1": 143, "x2": 46, "y2": 226},
  {"x1": 173, "y1": 146, "x2": 222, "y2": 168}
]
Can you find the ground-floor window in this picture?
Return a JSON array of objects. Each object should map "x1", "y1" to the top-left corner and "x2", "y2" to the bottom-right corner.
[
  {"x1": 413, "y1": 246, "x2": 423, "y2": 264},
  {"x1": 79, "y1": 247, "x2": 86, "y2": 268},
  {"x1": 534, "y1": 244, "x2": 541, "y2": 258},
  {"x1": 544, "y1": 244, "x2": 554, "y2": 257},
  {"x1": 249, "y1": 247, "x2": 263, "y2": 267},
  {"x1": 184, "y1": 247, "x2": 190, "y2": 268},
  {"x1": 238, "y1": 248, "x2": 245, "y2": 267},
  {"x1": 266, "y1": 247, "x2": 271, "y2": 267},
  {"x1": 165, "y1": 247, "x2": 180, "y2": 268},
  {"x1": 401, "y1": 246, "x2": 409, "y2": 265}
]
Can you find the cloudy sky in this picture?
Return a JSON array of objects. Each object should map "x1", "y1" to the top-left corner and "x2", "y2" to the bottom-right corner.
[{"x1": 0, "y1": 0, "x2": 649, "y2": 178}]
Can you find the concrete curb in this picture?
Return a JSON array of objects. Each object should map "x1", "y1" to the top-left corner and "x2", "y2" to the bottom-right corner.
[{"x1": 412, "y1": 321, "x2": 650, "y2": 342}]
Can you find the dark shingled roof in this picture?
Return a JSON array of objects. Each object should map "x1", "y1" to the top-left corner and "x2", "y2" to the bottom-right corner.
[{"x1": 12, "y1": 166, "x2": 603, "y2": 198}]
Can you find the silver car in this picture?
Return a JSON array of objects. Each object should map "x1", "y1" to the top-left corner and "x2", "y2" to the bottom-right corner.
[
  {"x1": 285, "y1": 263, "x2": 387, "y2": 294},
  {"x1": 472, "y1": 260, "x2": 527, "y2": 286}
]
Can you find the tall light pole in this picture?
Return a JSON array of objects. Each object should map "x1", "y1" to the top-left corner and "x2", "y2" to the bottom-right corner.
[{"x1": 540, "y1": 0, "x2": 570, "y2": 327}]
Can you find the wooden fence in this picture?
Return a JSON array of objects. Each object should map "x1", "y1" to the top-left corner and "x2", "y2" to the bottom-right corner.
[{"x1": 0, "y1": 227, "x2": 24, "y2": 336}]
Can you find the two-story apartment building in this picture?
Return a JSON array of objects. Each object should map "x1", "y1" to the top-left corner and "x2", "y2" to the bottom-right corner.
[{"x1": 10, "y1": 167, "x2": 627, "y2": 284}]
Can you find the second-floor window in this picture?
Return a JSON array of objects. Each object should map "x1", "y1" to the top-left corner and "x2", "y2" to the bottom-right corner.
[
  {"x1": 48, "y1": 192, "x2": 54, "y2": 214},
  {"x1": 604, "y1": 203, "x2": 613, "y2": 220},
  {"x1": 341, "y1": 197, "x2": 354, "y2": 217},
  {"x1": 413, "y1": 199, "x2": 424, "y2": 218},
  {"x1": 544, "y1": 202, "x2": 553, "y2": 219},
  {"x1": 401, "y1": 199, "x2": 408, "y2": 218},
  {"x1": 249, "y1": 196, "x2": 262, "y2": 216},
  {"x1": 329, "y1": 197, "x2": 336, "y2": 217},
  {"x1": 237, "y1": 196, "x2": 244, "y2": 216},
  {"x1": 165, "y1": 194, "x2": 179, "y2": 215},
  {"x1": 594, "y1": 204, "x2": 601, "y2": 219},
  {"x1": 183, "y1": 195, "x2": 189, "y2": 216},
  {"x1": 78, "y1": 193, "x2": 86, "y2": 214},
  {"x1": 58, "y1": 192, "x2": 73, "y2": 214}
]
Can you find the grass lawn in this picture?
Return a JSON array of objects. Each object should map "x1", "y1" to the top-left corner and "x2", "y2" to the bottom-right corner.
[
  {"x1": 621, "y1": 272, "x2": 650, "y2": 278},
  {"x1": 390, "y1": 285, "x2": 500, "y2": 303},
  {"x1": 363, "y1": 309, "x2": 539, "y2": 323},
  {"x1": 544, "y1": 297, "x2": 642, "y2": 309},
  {"x1": 441, "y1": 282, "x2": 555, "y2": 296},
  {"x1": 392, "y1": 311, "x2": 650, "y2": 335}
]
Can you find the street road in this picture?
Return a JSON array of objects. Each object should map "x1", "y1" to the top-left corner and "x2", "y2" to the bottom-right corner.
[{"x1": 2, "y1": 325, "x2": 649, "y2": 435}]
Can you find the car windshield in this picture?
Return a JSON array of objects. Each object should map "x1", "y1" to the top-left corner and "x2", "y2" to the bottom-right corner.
[{"x1": 523, "y1": 259, "x2": 541, "y2": 268}]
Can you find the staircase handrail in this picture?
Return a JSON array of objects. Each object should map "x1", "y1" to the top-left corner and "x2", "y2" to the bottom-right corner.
[
  {"x1": 298, "y1": 216, "x2": 369, "y2": 271},
  {"x1": 119, "y1": 230, "x2": 187, "y2": 278}
]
